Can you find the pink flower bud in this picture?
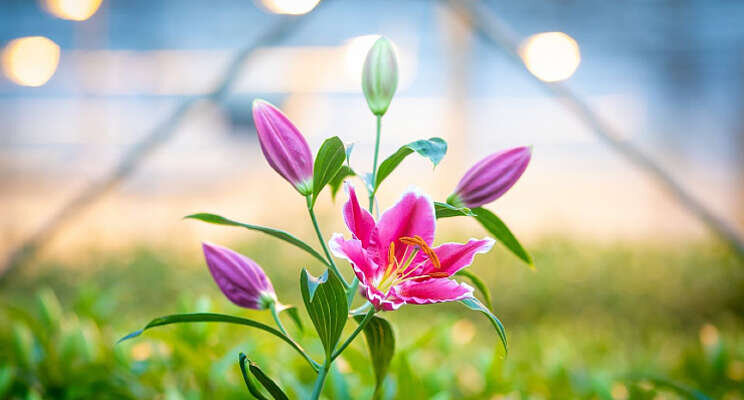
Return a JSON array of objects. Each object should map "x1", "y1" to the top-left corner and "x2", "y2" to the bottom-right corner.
[
  {"x1": 252, "y1": 99, "x2": 313, "y2": 195},
  {"x1": 202, "y1": 242, "x2": 276, "y2": 310},
  {"x1": 449, "y1": 146, "x2": 531, "y2": 209}
]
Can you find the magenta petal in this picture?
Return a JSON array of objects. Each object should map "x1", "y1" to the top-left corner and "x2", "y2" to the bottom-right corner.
[
  {"x1": 329, "y1": 234, "x2": 381, "y2": 283},
  {"x1": 202, "y1": 242, "x2": 275, "y2": 310},
  {"x1": 252, "y1": 99, "x2": 314, "y2": 194},
  {"x1": 394, "y1": 278, "x2": 474, "y2": 305},
  {"x1": 342, "y1": 183, "x2": 375, "y2": 248},
  {"x1": 369, "y1": 188, "x2": 436, "y2": 267},
  {"x1": 430, "y1": 238, "x2": 495, "y2": 275},
  {"x1": 453, "y1": 146, "x2": 531, "y2": 208}
]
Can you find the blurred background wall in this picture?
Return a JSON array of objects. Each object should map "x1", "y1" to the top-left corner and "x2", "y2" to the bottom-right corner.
[{"x1": 1, "y1": 0, "x2": 742, "y2": 260}]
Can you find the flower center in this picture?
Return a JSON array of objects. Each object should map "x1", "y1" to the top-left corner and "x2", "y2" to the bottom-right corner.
[{"x1": 375, "y1": 235, "x2": 446, "y2": 295}]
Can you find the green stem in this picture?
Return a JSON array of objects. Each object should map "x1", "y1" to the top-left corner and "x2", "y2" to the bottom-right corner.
[
  {"x1": 310, "y1": 362, "x2": 330, "y2": 400},
  {"x1": 306, "y1": 196, "x2": 350, "y2": 289},
  {"x1": 269, "y1": 302, "x2": 288, "y2": 337},
  {"x1": 368, "y1": 115, "x2": 382, "y2": 213},
  {"x1": 331, "y1": 308, "x2": 376, "y2": 361},
  {"x1": 349, "y1": 300, "x2": 372, "y2": 315}
]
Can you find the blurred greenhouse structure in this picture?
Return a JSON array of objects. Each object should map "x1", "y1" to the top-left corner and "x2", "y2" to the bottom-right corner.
[
  {"x1": 1, "y1": 1, "x2": 744, "y2": 399},
  {"x1": 1, "y1": 0, "x2": 742, "y2": 257}
]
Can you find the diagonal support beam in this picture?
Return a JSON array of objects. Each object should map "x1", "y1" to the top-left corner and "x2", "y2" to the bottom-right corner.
[
  {"x1": 447, "y1": 0, "x2": 744, "y2": 257},
  {"x1": 0, "y1": 12, "x2": 317, "y2": 282}
]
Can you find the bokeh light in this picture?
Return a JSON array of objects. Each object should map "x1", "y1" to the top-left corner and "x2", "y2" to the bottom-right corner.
[
  {"x1": 1, "y1": 36, "x2": 61, "y2": 87},
  {"x1": 260, "y1": 0, "x2": 320, "y2": 15},
  {"x1": 44, "y1": 0, "x2": 103, "y2": 21},
  {"x1": 343, "y1": 34, "x2": 381, "y2": 82},
  {"x1": 520, "y1": 31, "x2": 581, "y2": 82}
]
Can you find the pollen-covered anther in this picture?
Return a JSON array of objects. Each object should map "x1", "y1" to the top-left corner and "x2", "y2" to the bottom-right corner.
[{"x1": 399, "y1": 235, "x2": 441, "y2": 270}]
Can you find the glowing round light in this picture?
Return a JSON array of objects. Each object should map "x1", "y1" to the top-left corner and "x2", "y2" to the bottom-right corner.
[
  {"x1": 44, "y1": 0, "x2": 103, "y2": 21},
  {"x1": 261, "y1": 0, "x2": 320, "y2": 15},
  {"x1": 520, "y1": 32, "x2": 581, "y2": 82},
  {"x1": 2, "y1": 36, "x2": 61, "y2": 87},
  {"x1": 343, "y1": 34, "x2": 381, "y2": 82}
]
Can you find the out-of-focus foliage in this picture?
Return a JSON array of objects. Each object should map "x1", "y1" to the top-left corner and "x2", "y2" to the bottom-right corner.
[{"x1": 1, "y1": 237, "x2": 743, "y2": 399}]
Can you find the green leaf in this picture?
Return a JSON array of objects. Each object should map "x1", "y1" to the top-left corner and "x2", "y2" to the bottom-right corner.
[
  {"x1": 243, "y1": 355, "x2": 290, "y2": 400},
  {"x1": 185, "y1": 213, "x2": 329, "y2": 267},
  {"x1": 353, "y1": 315, "x2": 395, "y2": 399},
  {"x1": 300, "y1": 269, "x2": 348, "y2": 357},
  {"x1": 455, "y1": 270, "x2": 493, "y2": 310},
  {"x1": 239, "y1": 353, "x2": 269, "y2": 400},
  {"x1": 312, "y1": 136, "x2": 346, "y2": 205},
  {"x1": 329, "y1": 165, "x2": 356, "y2": 201},
  {"x1": 374, "y1": 138, "x2": 447, "y2": 193},
  {"x1": 118, "y1": 313, "x2": 318, "y2": 371},
  {"x1": 345, "y1": 143, "x2": 355, "y2": 165},
  {"x1": 434, "y1": 202, "x2": 475, "y2": 219},
  {"x1": 472, "y1": 207, "x2": 532, "y2": 266},
  {"x1": 459, "y1": 297, "x2": 507, "y2": 355}
]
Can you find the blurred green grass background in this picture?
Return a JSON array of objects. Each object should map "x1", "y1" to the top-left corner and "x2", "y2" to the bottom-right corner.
[{"x1": 1, "y1": 235, "x2": 743, "y2": 399}]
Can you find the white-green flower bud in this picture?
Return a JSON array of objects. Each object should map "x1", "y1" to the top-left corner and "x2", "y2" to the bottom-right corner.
[{"x1": 362, "y1": 36, "x2": 399, "y2": 116}]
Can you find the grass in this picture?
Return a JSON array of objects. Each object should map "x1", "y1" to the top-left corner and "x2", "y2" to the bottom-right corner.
[{"x1": 0, "y1": 237, "x2": 743, "y2": 399}]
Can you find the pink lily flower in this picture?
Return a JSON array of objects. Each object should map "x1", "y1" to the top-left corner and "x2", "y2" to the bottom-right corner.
[
  {"x1": 252, "y1": 99, "x2": 314, "y2": 195},
  {"x1": 330, "y1": 184, "x2": 495, "y2": 311},
  {"x1": 202, "y1": 242, "x2": 277, "y2": 310},
  {"x1": 448, "y1": 146, "x2": 531, "y2": 209}
]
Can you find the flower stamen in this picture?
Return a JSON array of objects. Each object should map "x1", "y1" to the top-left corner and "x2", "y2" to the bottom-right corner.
[{"x1": 375, "y1": 236, "x2": 445, "y2": 296}]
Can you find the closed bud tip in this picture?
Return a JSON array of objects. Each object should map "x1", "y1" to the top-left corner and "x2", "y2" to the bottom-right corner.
[{"x1": 362, "y1": 36, "x2": 399, "y2": 116}]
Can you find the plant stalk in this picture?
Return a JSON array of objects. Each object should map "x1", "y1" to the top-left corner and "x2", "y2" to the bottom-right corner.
[
  {"x1": 306, "y1": 196, "x2": 350, "y2": 289},
  {"x1": 310, "y1": 362, "x2": 330, "y2": 400},
  {"x1": 269, "y1": 302, "x2": 288, "y2": 337},
  {"x1": 332, "y1": 308, "x2": 376, "y2": 361},
  {"x1": 368, "y1": 115, "x2": 382, "y2": 213}
]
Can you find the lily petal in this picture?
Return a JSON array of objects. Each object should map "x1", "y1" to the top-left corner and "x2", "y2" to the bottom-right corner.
[
  {"x1": 394, "y1": 278, "x2": 474, "y2": 305},
  {"x1": 329, "y1": 233, "x2": 381, "y2": 283},
  {"x1": 342, "y1": 183, "x2": 375, "y2": 247},
  {"x1": 369, "y1": 188, "x2": 435, "y2": 267},
  {"x1": 429, "y1": 238, "x2": 495, "y2": 276}
]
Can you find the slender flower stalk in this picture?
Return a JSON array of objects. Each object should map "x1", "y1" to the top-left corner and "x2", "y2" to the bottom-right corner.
[
  {"x1": 310, "y1": 362, "x2": 330, "y2": 400},
  {"x1": 269, "y1": 302, "x2": 288, "y2": 337},
  {"x1": 306, "y1": 196, "x2": 350, "y2": 289},
  {"x1": 448, "y1": 146, "x2": 532, "y2": 209},
  {"x1": 332, "y1": 308, "x2": 376, "y2": 361},
  {"x1": 252, "y1": 99, "x2": 314, "y2": 195},
  {"x1": 368, "y1": 114, "x2": 382, "y2": 213}
]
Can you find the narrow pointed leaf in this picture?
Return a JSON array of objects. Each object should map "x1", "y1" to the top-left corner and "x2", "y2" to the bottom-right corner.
[
  {"x1": 118, "y1": 313, "x2": 318, "y2": 371},
  {"x1": 239, "y1": 353, "x2": 269, "y2": 400},
  {"x1": 459, "y1": 297, "x2": 507, "y2": 354},
  {"x1": 434, "y1": 202, "x2": 475, "y2": 219},
  {"x1": 312, "y1": 136, "x2": 346, "y2": 205},
  {"x1": 329, "y1": 166, "x2": 356, "y2": 201},
  {"x1": 455, "y1": 270, "x2": 493, "y2": 310},
  {"x1": 247, "y1": 359, "x2": 290, "y2": 400},
  {"x1": 277, "y1": 305, "x2": 303, "y2": 333},
  {"x1": 353, "y1": 315, "x2": 395, "y2": 399},
  {"x1": 185, "y1": 213, "x2": 328, "y2": 267},
  {"x1": 345, "y1": 143, "x2": 355, "y2": 165},
  {"x1": 300, "y1": 269, "x2": 348, "y2": 357},
  {"x1": 472, "y1": 207, "x2": 532, "y2": 266},
  {"x1": 374, "y1": 138, "x2": 447, "y2": 193}
]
